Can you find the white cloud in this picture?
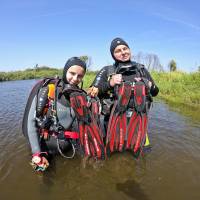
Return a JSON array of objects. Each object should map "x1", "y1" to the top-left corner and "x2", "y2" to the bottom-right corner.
[{"x1": 153, "y1": 13, "x2": 200, "y2": 32}]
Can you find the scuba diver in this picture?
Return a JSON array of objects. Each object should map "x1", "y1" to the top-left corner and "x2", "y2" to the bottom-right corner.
[
  {"x1": 22, "y1": 57, "x2": 104, "y2": 172},
  {"x1": 88, "y1": 37, "x2": 159, "y2": 157}
]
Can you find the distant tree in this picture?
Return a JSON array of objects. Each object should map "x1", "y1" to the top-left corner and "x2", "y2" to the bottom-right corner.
[
  {"x1": 39, "y1": 66, "x2": 51, "y2": 70},
  {"x1": 198, "y1": 66, "x2": 200, "y2": 72},
  {"x1": 168, "y1": 59, "x2": 177, "y2": 72},
  {"x1": 145, "y1": 54, "x2": 153, "y2": 70},
  {"x1": 134, "y1": 52, "x2": 164, "y2": 71},
  {"x1": 79, "y1": 55, "x2": 88, "y2": 62},
  {"x1": 135, "y1": 51, "x2": 143, "y2": 64},
  {"x1": 79, "y1": 55, "x2": 92, "y2": 70},
  {"x1": 34, "y1": 64, "x2": 39, "y2": 72}
]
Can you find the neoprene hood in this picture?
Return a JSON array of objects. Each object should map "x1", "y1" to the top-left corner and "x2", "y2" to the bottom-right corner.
[
  {"x1": 110, "y1": 37, "x2": 130, "y2": 60},
  {"x1": 62, "y1": 57, "x2": 86, "y2": 84}
]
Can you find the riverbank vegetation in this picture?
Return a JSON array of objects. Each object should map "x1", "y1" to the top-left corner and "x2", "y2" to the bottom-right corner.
[
  {"x1": 153, "y1": 71, "x2": 200, "y2": 107},
  {"x1": 0, "y1": 68, "x2": 200, "y2": 108},
  {"x1": 0, "y1": 66, "x2": 62, "y2": 81}
]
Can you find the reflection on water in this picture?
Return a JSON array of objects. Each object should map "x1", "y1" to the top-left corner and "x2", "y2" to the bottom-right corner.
[
  {"x1": 163, "y1": 99, "x2": 200, "y2": 123},
  {"x1": 0, "y1": 80, "x2": 200, "y2": 200},
  {"x1": 116, "y1": 179, "x2": 149, "y2": 200}
]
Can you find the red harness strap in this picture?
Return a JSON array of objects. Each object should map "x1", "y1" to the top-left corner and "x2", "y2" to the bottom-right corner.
[{"x1": 64, "y1": 131, "x2": 79, "y2": 139}]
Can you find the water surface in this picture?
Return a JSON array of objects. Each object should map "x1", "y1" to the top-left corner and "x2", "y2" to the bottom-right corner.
[{"x1": 0, "y1": 80, "x2": 200, "y2": 200}]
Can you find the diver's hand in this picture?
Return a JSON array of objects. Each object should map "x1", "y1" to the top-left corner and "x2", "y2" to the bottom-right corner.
[
  {"x1": 31, "y1": 153, "x2": 49, "y2": 172},
  {"x1": 134, "y1": 77, "x2": 142, "y2": 82},
  {"x1": 147, "y1": 81, "x2": 152, "y2": 88},
  {"x1": 87, "y1": 86, "x2": 99, "y2": 97},
  {"x1": 134, "y1": 77, "x2": 152, "y2": 88},
  {"x1": 110, "y1": 74, "x2": 122, "y2": 87}
]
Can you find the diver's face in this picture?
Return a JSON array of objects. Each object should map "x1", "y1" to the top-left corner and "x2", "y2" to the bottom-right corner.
[
  {"x1": 113, "y1": 45, "x2": 131, "y2": 62},
  {"x1": 66, "y1": 65, "x2": 85, "y2": 85}
]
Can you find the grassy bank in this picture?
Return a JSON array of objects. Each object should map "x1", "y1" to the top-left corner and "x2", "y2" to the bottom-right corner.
[
  {"x1": 0, "y1": 68, "x2": 98, "y2": 83},
  {"x1": 0, "y1": 67, "x2": 62, "y2": 81},
  {"x1": 153, "y1": 71, "x2": 200, "y2": 107},
  {"x1": 1, "y1": 68, "x2": 200, "y2": 107}
]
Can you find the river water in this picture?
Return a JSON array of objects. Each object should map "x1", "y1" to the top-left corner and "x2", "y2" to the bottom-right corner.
[{"x1": 0, "y1": 79, "x2": 200, "y2": 200}]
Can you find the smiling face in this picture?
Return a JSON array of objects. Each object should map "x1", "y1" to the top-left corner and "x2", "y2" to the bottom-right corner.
[
  {"x1": 66, "y1": 65, "x2": 85, "y2": 85},
  {"x1": 113, "y1": 44, "x2": 131, "y2": 62}
]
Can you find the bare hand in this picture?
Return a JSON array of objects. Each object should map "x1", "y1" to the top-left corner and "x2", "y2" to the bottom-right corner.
[
  {"x1": 87, "y1": 86, "x2": 99, "y2": 97},
  {"x1": 110, "y1": 74, "x2": 122, "y2": 87},
  {"x1": 31, "y1": 156, "x2": 49, "y2": 171},
  {"x1": 148, "y1": 81, "x2": 152, "y2": 88},
  {"x1": 134, "y1": 77, "x2": 142, "y2": 82},
  {"x1": 41, "y1": 157, "x2": 49, "y2": 168}
]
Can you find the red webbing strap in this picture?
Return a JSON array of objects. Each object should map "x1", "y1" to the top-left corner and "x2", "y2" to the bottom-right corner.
[{"x1": 64, "y1": 131, "x2": 79, "y2": 139}]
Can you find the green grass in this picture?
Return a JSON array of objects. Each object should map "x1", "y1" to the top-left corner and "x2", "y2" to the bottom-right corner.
[
  {"x1": 0, "y1": 68, "x2": 62, "y2": 81},
  {"x1": 153, "y1": 71, "x2": 200, "y2": 107},
  {"x1": 82, "y1": 71, "x2": 97, "y2": 89}
]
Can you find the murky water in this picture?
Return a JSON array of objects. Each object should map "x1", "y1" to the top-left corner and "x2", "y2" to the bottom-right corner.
[{"x1": 0, "y1": 80, "x2": 200, "y2": 200}]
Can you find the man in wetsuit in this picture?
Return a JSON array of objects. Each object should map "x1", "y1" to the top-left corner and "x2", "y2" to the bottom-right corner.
[{"x1": 88, "y1": 37, "x2": 159, "y2": 138}]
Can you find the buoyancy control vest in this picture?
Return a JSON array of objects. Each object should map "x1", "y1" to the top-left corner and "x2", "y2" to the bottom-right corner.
[{"x1": 34, "y1": 77, "x2": 80, "y2": 140}]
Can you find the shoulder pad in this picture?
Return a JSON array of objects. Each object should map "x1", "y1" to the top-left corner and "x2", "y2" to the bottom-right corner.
[
  {"x1": 135, "y1": 63, "x2": 145, "y2": 70},
  {"x1": 41, "y1": 77, "x2": 61, "y2": 87},
  {"x1": 106, "y1": 65, "x2": 116, "y2": 76},
  {"x1": 136, "y1": 63, "x2": 146, "y2": 77}
]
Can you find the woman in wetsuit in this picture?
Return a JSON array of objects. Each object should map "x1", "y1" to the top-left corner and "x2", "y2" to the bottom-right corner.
[{"x1": 22, "y1": 57, "x2": 86, "y2": 172}]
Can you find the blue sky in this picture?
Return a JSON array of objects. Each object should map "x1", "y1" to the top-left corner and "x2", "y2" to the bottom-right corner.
[{"x1": 0, "y1": 0, "x2": 199, "y2": 72}]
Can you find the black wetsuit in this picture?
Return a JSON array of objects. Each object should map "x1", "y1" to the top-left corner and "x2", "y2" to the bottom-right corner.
[{"x1": 22, "y1": 79, "x2": 79, "y2": 156}]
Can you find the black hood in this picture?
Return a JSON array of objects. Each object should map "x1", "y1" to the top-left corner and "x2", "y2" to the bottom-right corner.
[{"x1": 62, "y1": 57, "x2": 86, "y2": 84}]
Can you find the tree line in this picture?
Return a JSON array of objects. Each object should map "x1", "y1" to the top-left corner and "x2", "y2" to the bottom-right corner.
[{"x1": 1, "y1": 53, "x2": 200, "y2": 82}]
